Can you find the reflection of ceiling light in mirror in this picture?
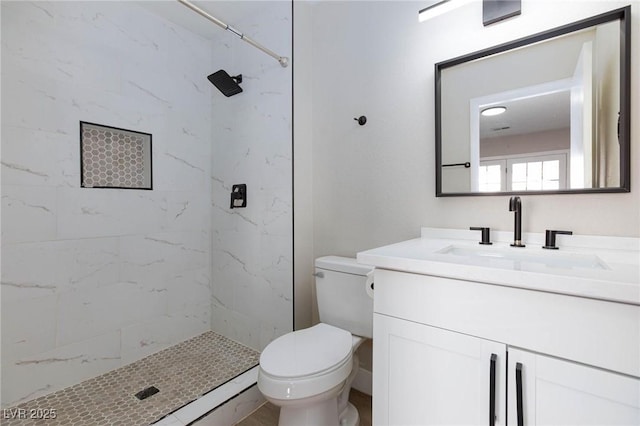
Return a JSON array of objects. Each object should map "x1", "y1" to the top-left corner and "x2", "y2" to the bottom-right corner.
[
  {"x1": 481, "y1": 106, "x2": 507, "y2": 116},
  {"x1": 418, "y1": 0, "x2": 474, "y2": 22}
]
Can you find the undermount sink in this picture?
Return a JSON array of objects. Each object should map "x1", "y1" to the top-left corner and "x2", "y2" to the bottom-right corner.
[
  {"x1": 436, "y1": 245, "x2": 609, "y2": 270},
  {"x1": 358, "y1": 228, "x2": 639, "y2": 306}
]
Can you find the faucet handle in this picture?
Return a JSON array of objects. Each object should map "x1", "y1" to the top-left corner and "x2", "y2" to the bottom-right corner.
[
  {"x1": 470, "y1": 227, "x2": 492, "y2": 245},
  {"x1": 543, "y1": 230, "x2": 573, "y2": 250}
]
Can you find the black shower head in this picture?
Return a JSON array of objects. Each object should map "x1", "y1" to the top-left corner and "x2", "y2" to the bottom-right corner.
[{"x1": 207, "y1": 70, "x2": 243, "y2": 97}]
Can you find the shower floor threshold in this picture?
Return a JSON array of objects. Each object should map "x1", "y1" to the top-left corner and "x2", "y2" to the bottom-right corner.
[
  {"x1": 153, "y1": 366, "x2": 259, "y2": 425},
  {"x1": 1, "y1": 331, "x2": 260, "y2": 426}
]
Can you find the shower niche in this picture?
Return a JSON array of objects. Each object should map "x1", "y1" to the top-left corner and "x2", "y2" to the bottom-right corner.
[{"x1": 80, "y1": 121, "x2": 153, "y2": 190}]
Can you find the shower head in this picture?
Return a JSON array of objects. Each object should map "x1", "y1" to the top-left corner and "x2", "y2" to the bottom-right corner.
[{"x1": 207, "y1": 70, "x2": 243, "y2": 97}]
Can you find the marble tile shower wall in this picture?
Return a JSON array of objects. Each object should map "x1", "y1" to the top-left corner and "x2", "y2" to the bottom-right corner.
[
  {"x1": 209, "y1": 2, "x2": 293, "y2": 351},
  {"x1": 1, "y1": 2, "x2": 213, "y2": 407}
]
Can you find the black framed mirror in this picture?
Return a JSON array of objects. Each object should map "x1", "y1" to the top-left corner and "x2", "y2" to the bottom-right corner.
[{"x1": 435, "y1": 6, "x2": 630, "y2": 196}]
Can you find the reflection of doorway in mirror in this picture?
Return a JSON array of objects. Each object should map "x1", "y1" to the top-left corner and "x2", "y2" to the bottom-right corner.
[{"x1": 469, "y1": 79, "x2": 573, "y2": 192}]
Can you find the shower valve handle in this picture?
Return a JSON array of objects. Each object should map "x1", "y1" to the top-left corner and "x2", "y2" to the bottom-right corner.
[{"x1": 230, "y1": 184, "x2": 247, "y2": 209}]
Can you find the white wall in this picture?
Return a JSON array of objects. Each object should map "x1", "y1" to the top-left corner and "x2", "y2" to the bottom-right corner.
[
  {"x1": 293, "y1": 1, "x2": 315, "y2": 330},
  {"x1": 1, "y1": 1, "x2": 212, "y2": 407},
  {"x1": 481, "y1": 128, "x2": 570, "y2": 158},
  {"x1": 208, "y1": 1, "x2": 293, "y2": 350}
]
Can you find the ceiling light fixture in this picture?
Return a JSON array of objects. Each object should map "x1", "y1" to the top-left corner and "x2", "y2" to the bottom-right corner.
[{"x1": 481, "y1": 106, "x2": 507, "y2": 116}]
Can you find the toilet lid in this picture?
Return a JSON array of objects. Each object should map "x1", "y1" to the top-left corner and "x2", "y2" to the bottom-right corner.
[{"x1": 260, "y1": 323, "x2": 352, "y2": 379}]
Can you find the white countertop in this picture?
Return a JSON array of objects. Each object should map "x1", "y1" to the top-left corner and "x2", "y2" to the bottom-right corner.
[{"x1": 357, "y1": 228, "x2": 640, "y2": 306}]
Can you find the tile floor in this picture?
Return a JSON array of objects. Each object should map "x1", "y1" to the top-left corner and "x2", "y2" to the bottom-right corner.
[{"x1": 1, "y1": 331, "x2": 259, "y2": 426}]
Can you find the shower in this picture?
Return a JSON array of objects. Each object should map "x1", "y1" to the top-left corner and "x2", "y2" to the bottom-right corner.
[
  {"x1": 178, "y1": 0, "x2": 288, "y2": 98},
  {"x1": 207, "y1": 70, "x2": 243, "y2": 97}
]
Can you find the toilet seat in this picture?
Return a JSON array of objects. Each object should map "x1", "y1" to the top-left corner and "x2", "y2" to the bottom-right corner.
[
  {"x1": 258, "y1": 323, "x2": 354, "y2": 400},
  {"x1": 260, "y1": 323, "x2": 353, "y2": 379}
]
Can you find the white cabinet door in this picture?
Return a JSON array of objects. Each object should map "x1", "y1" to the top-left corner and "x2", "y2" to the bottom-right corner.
[
  {"x1": 373, "y1": 313, "x2": 506, "y2": 426},
  {"x1": 508, "y1": 348, "x2": 640, "y2": 425}
]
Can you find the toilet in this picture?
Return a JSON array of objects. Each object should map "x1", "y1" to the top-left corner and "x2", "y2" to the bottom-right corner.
[{"x1": 257, "y1": 256, "x2": 374, "y2": 426}]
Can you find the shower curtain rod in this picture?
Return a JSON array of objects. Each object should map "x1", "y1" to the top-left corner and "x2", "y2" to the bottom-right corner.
[{"x1": 177, "y1": 0, "x2": 289, "y2": 68}]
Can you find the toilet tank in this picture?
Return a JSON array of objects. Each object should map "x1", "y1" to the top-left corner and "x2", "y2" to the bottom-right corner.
[{"x1": 315, "y1": 256, "x2": 373, "y2": 339}]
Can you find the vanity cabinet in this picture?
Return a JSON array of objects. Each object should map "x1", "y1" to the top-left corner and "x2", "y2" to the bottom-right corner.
[
  {"x1": 507, "y1": 348, "x2": 640, "y2": 425},
  {"x1": 374, "y1": 314, "x2": 506, "y2": 426},
  {"x1": 372, "y1": 269, "x2": 640, "y2": 426}
]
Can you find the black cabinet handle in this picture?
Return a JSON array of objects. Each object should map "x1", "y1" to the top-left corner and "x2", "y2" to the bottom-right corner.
[
  {"x1": 489, "y1": 353, "x2": 497, "y2": 426},
  {"x1": 516, "y1": 362, "x2": 524, "y2": 426}
]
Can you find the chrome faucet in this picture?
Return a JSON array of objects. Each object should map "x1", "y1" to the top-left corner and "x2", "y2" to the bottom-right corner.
[{"x1": 509, "y1": 196, "x2": 525, "y2": 247}]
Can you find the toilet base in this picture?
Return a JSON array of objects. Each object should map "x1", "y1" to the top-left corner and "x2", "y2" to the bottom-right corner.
[
  {"x1": 274, "y1": 396, "x2": 360, "y2": 426},
  {"x1": 275, "y1": 384, "x2": 342, "y2": 426},
  {"x1": 340, "y1": 402, "x2": 360, "y2": 426}
]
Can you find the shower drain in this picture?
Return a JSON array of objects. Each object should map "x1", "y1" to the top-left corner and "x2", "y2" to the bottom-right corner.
[{"x1": 135, "y1": 386, "x2": 160, "y2": 401}]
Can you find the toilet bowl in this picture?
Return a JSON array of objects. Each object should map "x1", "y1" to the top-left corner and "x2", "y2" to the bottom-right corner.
[
  {"x1": 257, "y1": 256, "x2": 374, "y2": 426},
  {"x1": 258, "y1": 324, "x2": 365, "y2": 426}
]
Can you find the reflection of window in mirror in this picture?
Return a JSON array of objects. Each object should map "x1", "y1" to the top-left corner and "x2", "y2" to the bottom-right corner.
[
  {"x1": 508, "y1": 153, "x2": 567, "y2": 191},
  {"x1": 474, "y1": 87, "x2": 572, "y2": 192},
  {"x1": 478, "y1": 161, "x2": 504, "y2": 192},
  {"x1": 479, "y1": 152, "x2": 568, "y2": 192}
]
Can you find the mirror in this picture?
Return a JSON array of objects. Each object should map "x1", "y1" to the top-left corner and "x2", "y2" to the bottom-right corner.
[{"x1": 435, "y1": 6, "x2": 630, "y2": 196}]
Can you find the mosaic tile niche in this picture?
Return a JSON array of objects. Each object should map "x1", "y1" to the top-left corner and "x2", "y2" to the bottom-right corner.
[{"x1": 80, "y1": 122, "x2": 152, "y2": 189}]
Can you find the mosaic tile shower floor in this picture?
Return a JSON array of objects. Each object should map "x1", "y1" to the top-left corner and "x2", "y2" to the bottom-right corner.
[{"x1": 1, "y1": 331, "x2": 260, "y2": 426}]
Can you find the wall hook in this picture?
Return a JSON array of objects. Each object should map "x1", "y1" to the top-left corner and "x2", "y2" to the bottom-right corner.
[{"x1": 354, "y1": 116, "x2": 367, "y2": 126}]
